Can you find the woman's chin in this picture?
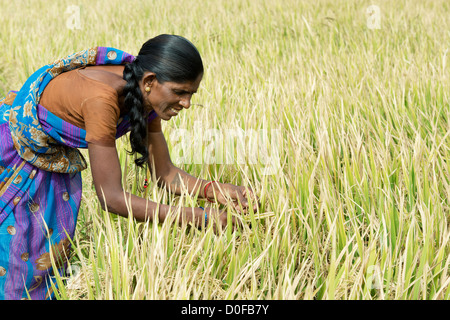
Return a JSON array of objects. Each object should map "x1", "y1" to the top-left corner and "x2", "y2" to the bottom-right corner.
[
  {"x1": 160, "y1": 113, "x2": 172, "y2": 121},
  {"x1": 152, "y1": 110, "x2": 171, "y2": 121}
]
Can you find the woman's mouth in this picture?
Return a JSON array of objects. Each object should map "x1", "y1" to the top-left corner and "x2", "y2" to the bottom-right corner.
[{"x1": 169, "y1": 107, "x2": 180, "y2": 115}]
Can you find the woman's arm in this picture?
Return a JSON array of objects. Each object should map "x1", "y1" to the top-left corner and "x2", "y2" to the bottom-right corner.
[
  {"x1": 88, "y1": 142, "x2": 206, "y2": 227},
  {"x1": 145, "y1": 118, "x2": 207, "y2": 198},
  {"x1": 162, "y1": 166, "x2": 258, "y2": 214},
  {"x1": 147, "y1": 122, "x2": 259, "y2": 213}
]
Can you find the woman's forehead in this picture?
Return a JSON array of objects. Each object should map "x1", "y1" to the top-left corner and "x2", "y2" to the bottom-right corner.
[{"x1": 164, "y1": 75, "x2": 202, "y2": 91}]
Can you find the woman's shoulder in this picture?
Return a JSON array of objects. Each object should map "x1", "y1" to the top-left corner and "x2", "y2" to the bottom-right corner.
[
  {"x1": 77, "y1": 65, "x2": 126, "y2": 95},
  {"x1": 39, "y1": 66, "x2": 125, "y2": 130}
]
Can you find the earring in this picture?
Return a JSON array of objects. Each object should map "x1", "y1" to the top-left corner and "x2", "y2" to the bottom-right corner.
[{"x1": 145, "y1": 87, "x2": 151, "y2": 92}]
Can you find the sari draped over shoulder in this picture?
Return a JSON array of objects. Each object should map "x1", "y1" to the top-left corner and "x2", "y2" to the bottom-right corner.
[{"x1": 0, "y1": 47, "x2": 156, "y2": 300}]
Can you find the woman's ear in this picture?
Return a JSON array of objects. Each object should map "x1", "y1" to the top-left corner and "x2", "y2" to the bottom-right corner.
[{"x1": 141, "y1": 72, "x2": 157, "y2": 89}]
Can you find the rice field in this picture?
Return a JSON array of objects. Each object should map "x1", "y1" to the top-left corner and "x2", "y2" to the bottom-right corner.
[{"x1": 0, "y1": 0, "x2": 449, "y2": 300}]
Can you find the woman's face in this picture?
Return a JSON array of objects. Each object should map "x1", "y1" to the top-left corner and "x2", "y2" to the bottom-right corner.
[{"x1": 141, "y1": 73, "x2": 203, "y2": 120}]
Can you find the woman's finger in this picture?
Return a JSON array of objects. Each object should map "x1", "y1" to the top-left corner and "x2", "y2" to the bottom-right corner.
[
  {"x1": 232, "y1": 199, "x2": 247, "y2": 214},
  {"x1": 241, "y1": 187, "x2": 257, "y2": 209}
]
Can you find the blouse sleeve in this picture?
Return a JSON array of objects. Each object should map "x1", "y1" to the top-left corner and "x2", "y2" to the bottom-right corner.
[{"x1": 81, "y1": 95, "x2": 120, "y2": 147}]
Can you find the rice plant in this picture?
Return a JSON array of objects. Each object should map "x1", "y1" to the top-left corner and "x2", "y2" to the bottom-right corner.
[{"x1": 0, "y1": 0, "x2": 449, "y2": 300}]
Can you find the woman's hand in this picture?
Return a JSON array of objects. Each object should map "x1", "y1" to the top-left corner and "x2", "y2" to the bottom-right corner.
[
  {"x1": 205, "y1": 183, "x2": 260, "y2": 214},
  {"x1": 206, "y1": 207, "x2": 233, "y2": 233},
  {"x1": 190, "y1": 207, "x2": 238, "y2": 233}
]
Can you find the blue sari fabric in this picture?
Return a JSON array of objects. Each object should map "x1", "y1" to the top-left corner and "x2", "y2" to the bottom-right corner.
[{"x1": 0, "y1": 47, "x2": 155, "y2": 299}]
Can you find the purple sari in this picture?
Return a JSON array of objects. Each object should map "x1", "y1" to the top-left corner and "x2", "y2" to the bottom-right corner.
[{"x1": 0, "y1": 47, "x2": 156, "y2": 299}]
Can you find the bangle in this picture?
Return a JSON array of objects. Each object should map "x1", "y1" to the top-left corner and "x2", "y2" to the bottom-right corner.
[
  {"x1": 199, "y1": 206, "x2": 207, "y2": 227},
  {"x1": 204, "y1": 181, "x2": 217, "y2": 203}
]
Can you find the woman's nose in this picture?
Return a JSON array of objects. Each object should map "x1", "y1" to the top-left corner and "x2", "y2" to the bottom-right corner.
[{"x1": 180, "y1": 97, "x2": 191, "y2": 109}]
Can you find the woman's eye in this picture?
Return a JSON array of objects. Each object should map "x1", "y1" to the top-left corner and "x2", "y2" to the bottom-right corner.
[{"x1": 174, "y1": 90, "x2": 195, "y2": 97}]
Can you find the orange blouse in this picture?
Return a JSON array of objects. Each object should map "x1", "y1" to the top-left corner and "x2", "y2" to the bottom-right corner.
[{"x1": 39, "y1": 66, "x2": 161, "y2": 147}]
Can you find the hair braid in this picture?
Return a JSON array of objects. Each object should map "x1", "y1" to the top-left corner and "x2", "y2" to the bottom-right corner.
[
  {"x1": 120, "y1": 34, "x2": 204, "y2": 168},
  {"x1": 123, "y1": 61, "x2": 148, "y2": 167}
]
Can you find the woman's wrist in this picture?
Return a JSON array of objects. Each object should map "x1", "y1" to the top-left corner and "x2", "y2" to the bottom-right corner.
[
  {"x1": 199, "y1": 206, "x2": 208, "y2": 228},
  {"x1": 181, "y1": 206, "x2": 207, "y2": 228},
  {"x1": 204, "y1": 181, "x2": 219, "y2": 202}
]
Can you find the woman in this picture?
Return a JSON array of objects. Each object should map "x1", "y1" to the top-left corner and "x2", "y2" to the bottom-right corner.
[{"x1": 0, "y1": 34, "x2": 257, "y2": 300}]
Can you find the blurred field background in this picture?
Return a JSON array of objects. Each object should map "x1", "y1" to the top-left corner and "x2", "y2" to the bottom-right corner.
[{"x1": 0, "y1": 0, "x2": 449, "y2": 299}]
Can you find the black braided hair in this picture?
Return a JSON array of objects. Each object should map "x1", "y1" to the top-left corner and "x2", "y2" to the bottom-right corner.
[
  {"x1": 122, "y1": 61, "x2": 148, "y2": 167},
  {"x1": 122, "y1": 34, "x2": 204, "y2": 167}
]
